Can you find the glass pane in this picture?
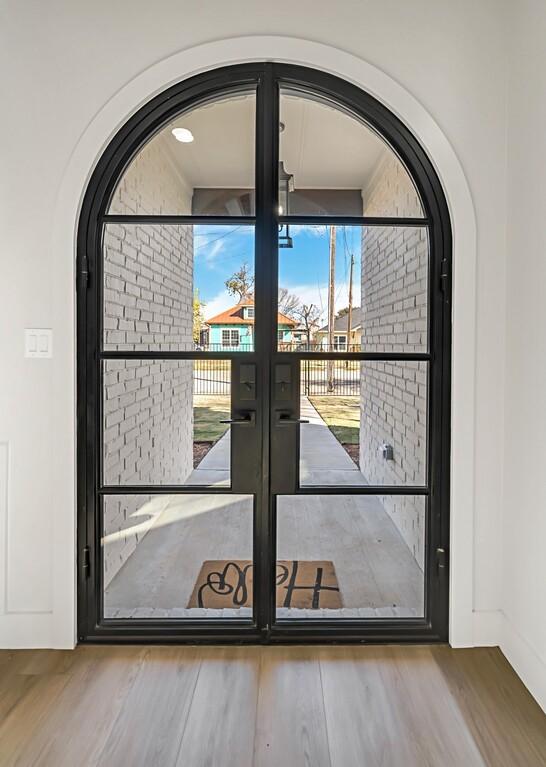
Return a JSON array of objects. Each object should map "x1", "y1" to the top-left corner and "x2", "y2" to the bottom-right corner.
[
  {"x1": 279, "y1": 89, "x2": 423, "y2": 217},
  {"x1": 276, "y1": 494, "x2": 425, "y2": 619},
  {"x1": 299, "y1": 360, "x2": 427, "y2": 487},
  {"x1": 103, "y1": 223, "x2": 255, "y2": 352},
  {"x1": 277, "y1": 225, "x2": 428, "y2": 352},
  {"x1": 102, "y1": 494, "x2": 253, "y2": 619},
  {"x1": 361, "y1": 226, "x2": 428, "y2": 352},
  {"x1": 109, "y1": 90, "x2": 256, "y2": 215},
  {"x1": 103, "y1": 360, "x2": 232, "y2": 487}
]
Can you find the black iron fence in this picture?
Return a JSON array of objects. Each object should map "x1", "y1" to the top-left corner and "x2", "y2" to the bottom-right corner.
[
  {"x1": 193, "y1": 359, "x2": 360, "y2": 396},
  {"x1": 300, "y1": 359, "x2": 360, "y2": 396},
  {"x1": 194, "y1": 344, "x2": 254, "y2": 352},
  {"x1": 194, "y1": 343, "x2": 362, "y2": 352},
  {"x1": 192, "y1": 359, "x2": 231, "y2": 395}
]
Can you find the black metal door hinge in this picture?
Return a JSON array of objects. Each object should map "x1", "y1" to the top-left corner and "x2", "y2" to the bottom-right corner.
[
  {"x1": 79, "y1": 255, "x2": 89, "y2": 289},
  {"x1": 436, "y1": 547, "x2": 447, "y2": 574},
  {"x1": 82, "y1": 546, "x2": 91, "y2": 578},
  {"x1": 440, "y1": 258, "x2": 450, "y2": 297}
]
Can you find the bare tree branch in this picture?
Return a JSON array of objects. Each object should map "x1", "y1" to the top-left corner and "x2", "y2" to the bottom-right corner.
[
  {"x1": 294, "y1": 303, "x2": 321, "y2": 346},
  {"x1": 278, "y1": 287, "x2": 301, "y2": 317}
]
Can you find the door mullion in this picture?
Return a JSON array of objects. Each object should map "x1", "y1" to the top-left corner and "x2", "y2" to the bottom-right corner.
[{"x1": 253, "y1": 64, "x2": 279, "y2": 636}]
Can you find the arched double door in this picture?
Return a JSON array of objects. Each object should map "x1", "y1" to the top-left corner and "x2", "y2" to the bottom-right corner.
[{"x1": 77, "y1": 64, "x2": 451, "y2": 642}]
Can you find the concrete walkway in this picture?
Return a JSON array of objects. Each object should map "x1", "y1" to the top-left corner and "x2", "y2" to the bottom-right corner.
[
  {"x1": 185, "y1": 430, "x2": 231, "y2": 487},
  {"x1": 299, "y1": 398, "x2": 367, "y2": 486}
]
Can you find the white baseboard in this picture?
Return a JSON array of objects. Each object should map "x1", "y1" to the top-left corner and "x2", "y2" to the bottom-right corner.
[
  {"x1": 473, "y1": 609, "x2": 502, "y2": 646},
  {"x1": 0, "y1": 613, "x2": 57, "y2": 649},
  {"x1": 462, "y1": 609, "x2": 545, "y2": 713},
  {"x1": 500, "y1": 613, "x2": 546, "y2": 713}
]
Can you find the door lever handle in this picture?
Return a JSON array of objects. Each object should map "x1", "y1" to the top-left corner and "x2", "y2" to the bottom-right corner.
[
  {"x1": 220, "y1": 411, "x2": 256, "y2": 426},
  {"x1": 276, "y1": 412, "x2": 309, "y2": 426}
]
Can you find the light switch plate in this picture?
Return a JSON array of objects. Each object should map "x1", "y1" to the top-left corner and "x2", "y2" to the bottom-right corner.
[{"x1": 25, "y1": 329, "x2": 53, "y2": 358}]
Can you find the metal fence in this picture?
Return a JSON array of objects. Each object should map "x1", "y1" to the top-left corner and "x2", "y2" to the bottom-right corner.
[
  {"x1": 300, "y1": 360, "x2": 360, "y2": 396},
  {"x1": 192, "y1": 360, "x2": 231, "y2": 395},
  {"x1": 193, "y1": 359, "x2": 360, "y2": 396}
]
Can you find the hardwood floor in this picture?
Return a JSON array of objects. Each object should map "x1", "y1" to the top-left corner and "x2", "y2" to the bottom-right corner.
[{"x1": 0, "y1": 645, "x2": 545, "y2": 766}]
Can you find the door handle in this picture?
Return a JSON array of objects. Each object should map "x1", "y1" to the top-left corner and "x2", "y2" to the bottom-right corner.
[
  {"x1": 275, "y1": 412, "x2": 309, "y2": 426},
  {"x1": 220, "y1": 411, "x2": 256, "y2": 426}
]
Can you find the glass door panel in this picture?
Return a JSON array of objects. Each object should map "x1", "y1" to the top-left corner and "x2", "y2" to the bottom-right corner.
[
  {"x1": 103, "y1": 223, "x2": 256, "y2": 353},
  {"x1": 276, "y1": 225, "x2": 429, "y2": 353},
  {"x1": 276, "y1": 495, "x2": 425, "y2": 619},
  {"x1": 279, "y1": 89, "x2": 424, "y2": 217},
  {"x1": 299, "y1": 360, "x2": 428, "y2": 487},
  {"x1": 102, "y1": 359, "x2": 233, "y2": 488},
  {"x1": 102, "y1": 494, "x2": 254, "y2": 619},
  {"x1": 109, "y1": 89, "x2": 256, "y2": 216}
]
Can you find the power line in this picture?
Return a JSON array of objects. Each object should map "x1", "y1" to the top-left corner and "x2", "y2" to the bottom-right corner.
[{"x1": 193, "y1": 225, "x2": 245, "y2": 251}]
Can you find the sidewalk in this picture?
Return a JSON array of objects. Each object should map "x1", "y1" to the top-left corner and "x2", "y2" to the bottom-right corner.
[
  {"x1": 299, "y1": 398, "x2": 367, "y2": 486},
  {"x1": 185, "y1": 430, "x2": 231, "y2": 487}
]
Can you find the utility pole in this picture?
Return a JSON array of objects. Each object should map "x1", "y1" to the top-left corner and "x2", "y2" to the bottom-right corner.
[
  {"x1": 327, "y1": 225, "x2": 336, "y2": 391},
  {"x1": 347, "y1": 252, "x2": 354, "y2": 352}
]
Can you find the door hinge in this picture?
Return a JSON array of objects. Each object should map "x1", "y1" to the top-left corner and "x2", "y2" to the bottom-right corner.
[
  {"x1": 440, "y1": 258, "x2": 450, "y2": 296},
  {"x1": 436, "y1": 547, "x2": 448, "y2": 574},
  {"x1": 82, "y1": 546, "x2": 91, "y2": 578},
  {"x1": 79, "y1": 255, "x2": 90, "y2": 289}
]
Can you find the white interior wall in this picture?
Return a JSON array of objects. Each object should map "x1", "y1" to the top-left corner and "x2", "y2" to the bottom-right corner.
[
  {"x1": 0, "y1": 1, "x2": 508, "y2": 651},
  {"x1": 501, "y1": 0, "x2": 546, "y2": 712}
]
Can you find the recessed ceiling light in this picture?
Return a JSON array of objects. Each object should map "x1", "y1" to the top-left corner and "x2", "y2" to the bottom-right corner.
[{"x1": 171, "y1": 127, "x2": 194, "y2": 143}]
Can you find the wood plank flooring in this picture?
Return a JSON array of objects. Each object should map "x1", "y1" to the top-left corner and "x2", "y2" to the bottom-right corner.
[{"x1": 0, "y1": 645, "x2": 545, "y2": 766}]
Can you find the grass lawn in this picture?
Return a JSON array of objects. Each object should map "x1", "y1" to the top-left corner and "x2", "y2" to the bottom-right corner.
[
  {"x1": 308, "y1": 396, "x2": 360, "y2": 445},
  {"x1": 193, "y1": 395, "x2": 231, "y2": 442}
]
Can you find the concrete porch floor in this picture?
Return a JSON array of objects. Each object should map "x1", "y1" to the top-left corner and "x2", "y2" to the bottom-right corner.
[{"x1": 104, "y1": 398, "x2": 423, "y2": 618}]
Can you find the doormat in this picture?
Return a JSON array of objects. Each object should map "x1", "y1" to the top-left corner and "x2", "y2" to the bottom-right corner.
[{"x1": 188, "y1": 560, "x2": 342, "y2": 609}]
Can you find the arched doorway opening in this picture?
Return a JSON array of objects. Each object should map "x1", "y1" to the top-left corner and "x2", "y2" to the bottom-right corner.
[{"x1": 77, "y1": 63, "x2": 451, "y2": 642}]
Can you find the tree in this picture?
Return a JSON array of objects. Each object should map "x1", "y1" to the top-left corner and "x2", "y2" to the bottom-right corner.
[
  {"x1": 336, "y1": 306, "x2": 350, "y2": 317},
  {"x1": 225, "y1": 262, "x2": 254, "y2": 301},
  {"x1": 193, "y1": 289, "x2": 205, "y2": 344},
  {"x1": 278, "y1": 287, "x2": 301, "y2": 317},
  {"x1": 295, "y1": 303, "x2": 321, "y2": 348}
]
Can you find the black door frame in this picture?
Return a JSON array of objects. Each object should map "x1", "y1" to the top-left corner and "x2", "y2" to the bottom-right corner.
[{"x1": 77, "y1": 63, "x2": 452, "y2": 644}]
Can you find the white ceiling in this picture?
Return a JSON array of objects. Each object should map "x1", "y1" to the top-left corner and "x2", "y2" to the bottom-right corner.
[
  {"x1": 280, "y1": 92, "x2": 387, "y2": 189},
  {"x1": 141, "y1": 91, "x2": 396, "y2": 191},
  {"x1": 164, "y1": 93, "x2": 256, "y2": 188}
]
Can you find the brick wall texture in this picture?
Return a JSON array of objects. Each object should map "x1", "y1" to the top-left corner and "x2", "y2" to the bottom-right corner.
[
  {"x1": 102, "y1": 139, "x2": 194, "y2": 586},
  {"x1": 360, "y1": 154, "x2": 428, "y2": 569}
]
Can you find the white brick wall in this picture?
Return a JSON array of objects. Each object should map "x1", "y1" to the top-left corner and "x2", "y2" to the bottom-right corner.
[
  {"x1": 110, "y1": 134, "x2": 193, "y2": 216},
  {"x1": 360, "y1": 155, "x2": 428, "y2": 569},
  {"x1": 359, "y1": 361, "x2": 427, "y2": 567},
  {"x1": 361, "y1": 153, "x2": 424, "y2": 218},
  {"x1": 103, "y1": 223, "x2": 193, "y2": 351},
  {"x1": 102, "y1": 139, "x2": 194, "y2": 585},
  {"x1": 360, "y1": 226, "x2": 428, "y2": 353}
]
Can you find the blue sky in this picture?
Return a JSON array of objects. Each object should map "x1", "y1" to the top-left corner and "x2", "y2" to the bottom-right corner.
[{"x1": 194, "y1": 225, "x2": 362, "y2": 322}]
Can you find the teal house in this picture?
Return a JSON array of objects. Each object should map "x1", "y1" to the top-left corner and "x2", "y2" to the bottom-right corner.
[{"x1": 204, "y1": 296, "x2": 297, "y2": 351}]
